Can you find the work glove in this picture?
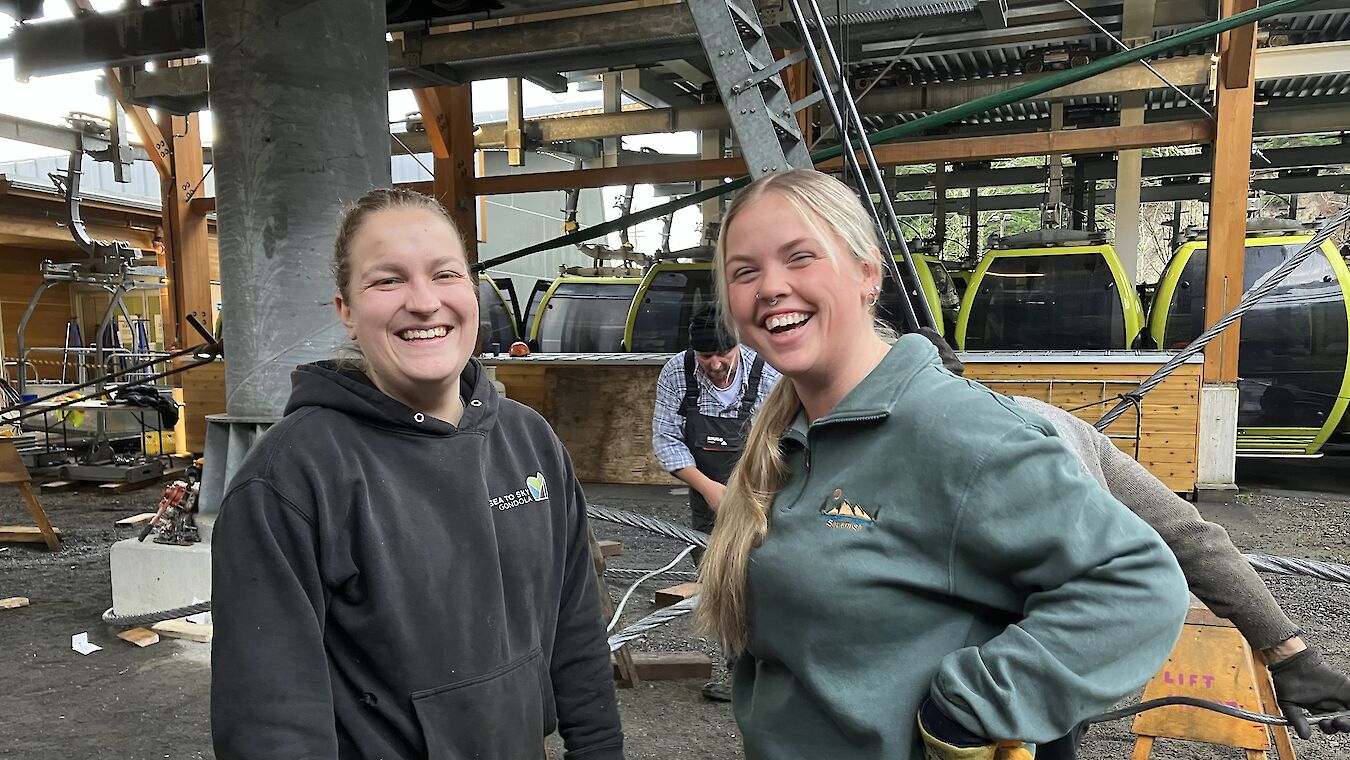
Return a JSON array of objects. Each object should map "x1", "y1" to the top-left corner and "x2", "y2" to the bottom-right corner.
[
  {"x1": 1268, "y1": 645, "x2": 1350, "y2": 738},
  {"x1": 917, "y1": 698, "x2": 1033, "y2": 760}
]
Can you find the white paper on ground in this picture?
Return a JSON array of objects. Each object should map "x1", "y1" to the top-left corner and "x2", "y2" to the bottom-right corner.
[{"x1": 71, "y1": 632, "x2": 102, "y2": 655}]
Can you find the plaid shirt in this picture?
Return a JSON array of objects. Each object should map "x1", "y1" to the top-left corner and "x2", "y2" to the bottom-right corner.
[{"x1": 651, "y1": 346, "x2": 781, "y2": 472}]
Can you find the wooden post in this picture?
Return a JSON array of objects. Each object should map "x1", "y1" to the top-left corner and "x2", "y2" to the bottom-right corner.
[
  {"x1": 1203, "y1": 0, "x2": 1258, "y2": 385},
  {"x1": 414, "y1": 86, "x2": 479, "y2": 264},
  {"x1": 159, "y1": 102, "x2": 215, "y2": 350},
  {"x1": 0, "y1": 440, "x2": 61, "y2": 552}
]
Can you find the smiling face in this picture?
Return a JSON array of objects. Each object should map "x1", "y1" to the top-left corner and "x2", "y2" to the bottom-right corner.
[
  {"x1": 334, "y1": 207, "x2": 478, "y2": 416},
  {"x1": 721, "y1": 192, "x2": 881, "y2": 386}
]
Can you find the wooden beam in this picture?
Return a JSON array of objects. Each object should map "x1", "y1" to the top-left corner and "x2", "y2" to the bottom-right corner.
[
  {"x1": 611, "y1": 651, "x2": 713, "y2": 681},
  {"x1": 455, "y1": 120, "x2": 1212, "y2": 196},
  {"x1": 1221, "y1": 0, "x2": 1259, "y2": 90},
  {"x1": 158, "y1": 102, "x2": 214, "y2": 351},
  {"x1": 415, "y1": 86, "x2": 479, "y2": 263},
  {"x1": 471, "y1": 156, "x2": 746, "y2": 195},
  {"x1": 1204, "y1": 0, "x2": 1258, "y2": 385},
  {"x1": 103, "y1": 70, "x2": 171, "y2": 179},
  {"x1": 860, "y1": 120, "x2": 1214, "y2": 167}
]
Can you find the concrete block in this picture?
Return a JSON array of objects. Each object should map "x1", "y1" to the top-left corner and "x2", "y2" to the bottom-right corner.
[
  {"x1": 1196, "y1": 383, "x2": 1239, "y2": 498},
  {"x1": 109, "y1": 538, "x2": 212, "y2": 618}
]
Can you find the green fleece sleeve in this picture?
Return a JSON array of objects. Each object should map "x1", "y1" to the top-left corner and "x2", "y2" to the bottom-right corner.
[{"x1": 930, "y1": 421, "x2": 1189, "y2": 744}]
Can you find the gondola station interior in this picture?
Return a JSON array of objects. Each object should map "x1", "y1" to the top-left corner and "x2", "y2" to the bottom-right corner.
[{"x1": 1, "y1": 0, "x2": 1350, "y2": 758}]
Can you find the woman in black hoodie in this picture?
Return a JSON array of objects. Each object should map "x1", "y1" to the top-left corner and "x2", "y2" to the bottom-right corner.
[{"x1": 210, "y1": 188, "x2": 624, "y2": 760}]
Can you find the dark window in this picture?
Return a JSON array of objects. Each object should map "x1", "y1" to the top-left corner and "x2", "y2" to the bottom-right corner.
[
  {"x1": 477, "y1": 280, "x2": 518, "y2": 349},
  {"x1": 535, "y1": 282, "x2": 640, "y2": 353},
  {"x1": 628, "y1": 268, "x2": 717, "y2": 352},
  {"x1": 963, "y1": 253, "x2": 1127, "y2": 350},
  {"x1": 1163, "y1": 243, "x2": 1349, "y2": 429}
]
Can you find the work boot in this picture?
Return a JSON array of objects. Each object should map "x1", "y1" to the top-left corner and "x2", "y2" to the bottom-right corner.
[{"x1": 701, "y1": 678, "x2": 732, "y2": 702}]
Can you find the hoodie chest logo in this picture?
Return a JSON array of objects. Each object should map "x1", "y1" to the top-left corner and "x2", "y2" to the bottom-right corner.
[
  {"x1": 491, "y1": 472, "x2": 550, "y2": 511},
  {"x1": 819, "y1": 488, "x2": 878, "y2": 530}
]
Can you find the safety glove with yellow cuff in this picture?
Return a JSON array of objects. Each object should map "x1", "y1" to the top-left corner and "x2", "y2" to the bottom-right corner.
[{"x1": 917, "y1": 698, "x2": 1034, "y2": 760}]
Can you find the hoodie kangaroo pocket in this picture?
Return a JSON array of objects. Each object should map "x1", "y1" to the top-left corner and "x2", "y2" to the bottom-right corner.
[{"x1": 411, "y1": 648, "x2": 549, "y2": 760}]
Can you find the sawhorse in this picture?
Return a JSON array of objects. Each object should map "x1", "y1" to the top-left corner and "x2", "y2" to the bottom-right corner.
[
  {"x1": 589, "y1": 528, "x2": 640, "y2": 688},
  {"x1": 0, "y1": 440, "x2": 62, "y2": 552},
  {"x1": 1132, "y1": 600, "x2": 1295, "y2": 760}
]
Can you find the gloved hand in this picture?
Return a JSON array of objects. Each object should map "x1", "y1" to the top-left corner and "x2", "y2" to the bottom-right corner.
[
  {"x1": 917, "y1": 698, "x2": 1033, "y2": 760},
  {"x1": 1268, "y1": 645, "x2": 1350, "y2": 738}
]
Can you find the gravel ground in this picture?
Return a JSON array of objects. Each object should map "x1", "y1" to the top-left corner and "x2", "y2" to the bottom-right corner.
[{"x1": 1, "y1": 473, "x2": 1346, "y2": 759}]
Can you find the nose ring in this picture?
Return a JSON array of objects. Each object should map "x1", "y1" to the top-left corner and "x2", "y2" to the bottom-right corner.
[{"x1": 757, "y1": 292, "x2": 779, "y2": 306}]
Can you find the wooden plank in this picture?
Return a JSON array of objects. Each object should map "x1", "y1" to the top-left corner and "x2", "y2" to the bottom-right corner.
[
  {"x1": 655, "y1": 582, "x2": 701, "y2": 609},
  {"x1": 117, "y1": 627, "x2": 161, "y2": 647},
  {"x1": 612, "y1": 651, "x2": 713, "y2": 682},
  {"x1": 100, "y1": 481, "x2": 156, "y2": 493},
  {"x1": 597, "y1": 539, "x2": 623, "y2": 557},
  {"x1": 0, "y1": 596, "x2": 30, "y2": 609},
  {"x1": 152, "y1": 618, "x2": 213, "y2": 643},
  {"x1": 0, "y1": 526, "x2": 62, "y2": 543},
  {"x1": 115, "y1": 513, "x2": 159, "y2": 527},
  {"x1": 40, "y1": 480, "x2": 78, "y2": 492}
]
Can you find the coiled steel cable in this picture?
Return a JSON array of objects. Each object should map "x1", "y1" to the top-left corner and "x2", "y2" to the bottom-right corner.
[
  {"x1": 604, "y1": 568, "x2": 699, "y2": 583},
  {"x1": 586, "y1": 504, "x2": 709, "y2": 548},
  {"x1": 608, "y1": 596, "x2": 698, "y2": 652},
  {"x1": 1247, "y1": 554, "x2": 1350, "y2": 585},
  {"x1": 102, "y1": 601, "x2": 211, "y2": 627}
]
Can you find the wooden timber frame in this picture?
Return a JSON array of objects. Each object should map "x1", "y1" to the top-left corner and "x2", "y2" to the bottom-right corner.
[
  {"x1": 0, "y1": 439, "x2": 62, "y2": 552},
  {"x1": 483, "y1": 352, "x2": 1205, "y2": 494},
  {"x1": 185, "y1": 118, "x2": 1215, "y2": 214},
  {"x1": 1203, "y1": 0, "x2": 1260, "y2": 386}
]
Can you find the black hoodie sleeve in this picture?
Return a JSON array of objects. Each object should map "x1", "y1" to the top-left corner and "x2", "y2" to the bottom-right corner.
[
  {"x1": 211, "y1": 477, "x2": 338, "y2": 760},
  {"x1": 550, "y1": 450, "x2": 625, "y2": 760}
]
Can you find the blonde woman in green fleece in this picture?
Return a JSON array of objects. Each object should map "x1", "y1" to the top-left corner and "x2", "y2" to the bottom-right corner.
[{"x1": 697, "y1": 169, "x2": 1190, "y2": 760}]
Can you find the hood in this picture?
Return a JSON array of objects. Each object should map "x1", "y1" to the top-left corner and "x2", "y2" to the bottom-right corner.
[{"x1": 284, "y1": 358, "x2": 498, "y2": 436}]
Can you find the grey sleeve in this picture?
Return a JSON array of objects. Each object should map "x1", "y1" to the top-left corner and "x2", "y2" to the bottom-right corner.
[{"x1": 1094, "y1": 435, "x2": 1301, "y2": 650}]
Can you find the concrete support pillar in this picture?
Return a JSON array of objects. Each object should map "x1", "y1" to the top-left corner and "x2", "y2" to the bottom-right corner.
[
  {"x1": 1195, "y1": 384, "x2": 1240, "y2": 499},
  {"x1": 197, "y1": 0, "x2": 391, "y2": 513}
]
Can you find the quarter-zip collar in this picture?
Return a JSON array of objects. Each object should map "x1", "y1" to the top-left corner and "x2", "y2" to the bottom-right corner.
[{"x1": 780, "y1": 334, "x2": 940, "y2": 447}]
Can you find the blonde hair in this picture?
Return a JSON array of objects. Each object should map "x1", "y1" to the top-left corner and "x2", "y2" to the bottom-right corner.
[{"x1": 699, "y1": 169, "x2": 896, "y2": 652}]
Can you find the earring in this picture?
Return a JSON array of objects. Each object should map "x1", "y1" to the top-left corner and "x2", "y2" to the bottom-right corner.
[{"x1": 866, "y1": 289, "x2": 879, "y2": 307}]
